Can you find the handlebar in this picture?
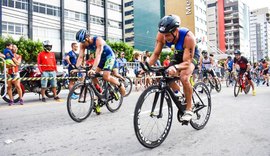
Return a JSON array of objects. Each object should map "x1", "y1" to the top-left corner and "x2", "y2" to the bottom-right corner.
[{"x1": 140, "y1": 62, "x2": 169, "y2": 73}]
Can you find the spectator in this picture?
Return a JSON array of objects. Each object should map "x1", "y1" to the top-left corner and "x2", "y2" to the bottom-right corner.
[
  {"x1": 163, "y1": 55, "x2": 170, "y2": 67},
  {"x1": 3, "y1": 43, "x2": 15, "y2": 72},
  {"x1": 86, "y1": 53, "x2": 95, "y2": 67},
  {"x1": 143, "y1": 51, "x2": 150, "y2": 62},
  {"x1": 7, "y1": 44, "x2": 23, "y2": 106},
  {"x1": 65, "y1": 43, "x2": 78, "y2": 99},
  {"x1": 37, "y1": 40, "x2": 61, "y2": 102},
  {"x1": 118, "y1": 52, "x2": 127, "y2": 76},
  {"x1": 133, "y1": 53, "x2": 142, "y2": 91}
]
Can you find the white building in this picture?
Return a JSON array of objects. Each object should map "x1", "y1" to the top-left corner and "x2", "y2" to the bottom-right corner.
[
  {"x1": 194, "y1": 0, "x2": 208, "y2": 51},
  {"x1": 1, "y1": 0, "x2": 124, "y2": 60},
  {"x1": 250, "y1": 7, "x2": 270, "y2": 62}
]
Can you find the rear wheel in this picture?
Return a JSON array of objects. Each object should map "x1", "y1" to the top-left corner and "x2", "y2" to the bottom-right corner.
[
  {"x1": 106, "y1": 83, "x2": 123, "y2": 112},
  {"x1": 190, "y1": 82, "x2": 211, "y2": 130},
  {"x1": 133, "y1": 85, "x2": 173, "y2": 148}
]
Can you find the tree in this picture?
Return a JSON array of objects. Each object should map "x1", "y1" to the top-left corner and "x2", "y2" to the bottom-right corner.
[
  {"x1": 106, "y1": 41, "x2": 134, "y2": 61},
  {"x1": 0, "y1": 36, "x2": 43, "y2": 63}
]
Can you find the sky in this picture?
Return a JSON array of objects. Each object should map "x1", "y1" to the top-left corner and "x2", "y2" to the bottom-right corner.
[{"x1": 244, "y1": 0, "x2": 270, "y2": 10}]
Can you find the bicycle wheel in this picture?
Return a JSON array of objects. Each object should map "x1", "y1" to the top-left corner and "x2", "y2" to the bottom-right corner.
[
  {"x1": 244, "y1": 81, "x2": 251, "y2": 94},
  {"x1": 234, "y1": 80, "x2": 241, "y2": 97},
  {"x1": 106, "y1": 83, "x2": 123, "y2": 112},
  {"x1": 203, "y1": 78, "x2": 212, "y2": 93},
  {"x1": 214, "y1": 78, "x2": 221, "y2": 92},
  {"x1": 190, "y1": 82, "x2": 211, "y2": 130},
  {"x1": 67, "y1": 83, "x2": 94, "y2": 122},
  {"x1": 123, "y1": 77, "x2": 132, "y2": 97},
  {"x1": 134, "y1": 85, "x2": 173, "y2": 148}
]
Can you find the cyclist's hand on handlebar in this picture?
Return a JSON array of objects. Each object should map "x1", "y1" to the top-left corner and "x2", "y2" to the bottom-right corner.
[{"x1": 166, "y1": 65, "x2": 178, "y2": 76}]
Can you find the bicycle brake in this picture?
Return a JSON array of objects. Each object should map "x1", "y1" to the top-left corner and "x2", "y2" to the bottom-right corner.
[{"x1": 181, "y1": 121, "x2": 189, "y2": 126}]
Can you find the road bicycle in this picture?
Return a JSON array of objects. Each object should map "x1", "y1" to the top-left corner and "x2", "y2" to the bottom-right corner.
[
  {"x1": 133, "y1": 62, "x2": 211, "y2": 148},
  {"x1": 234, "y1": 72, "x2": 251, "y2": 97},
  {"x1": 67, "y1": 67, "x2": 123, "y2": 122},
  {"x1": 201, "y1": 69, "x2": 221, "y2": 93}
]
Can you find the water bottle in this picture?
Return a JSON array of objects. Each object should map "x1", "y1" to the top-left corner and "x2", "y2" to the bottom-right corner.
[
  {"x1": 174, "y1": 90, "x2": 186, "y2": 105},
  {"x1": 174, "y1": 90, "x2": 182, "y2": 101}
]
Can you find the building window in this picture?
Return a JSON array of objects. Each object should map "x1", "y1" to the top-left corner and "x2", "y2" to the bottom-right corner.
[
  {"x1": 33, "y1": 2, "x2": 60, "y2": 17},
  {"x1": 2, "y1": 0, "x2": 28, "y2": 11},
  {"x1": 90, "y1": 0, "x2": 104, "y2": 7},
  {"x1": 207, "y1": 2, "x2": 216, "y2": 8},
  {"x1": 90, "y1": 15, "x2": 104, "y2": 25},
  {"x1": 125, "y1": 19, "x2": 134, "y2": 25},
  {"x1": 108, "y1": 20, "x2": 122, "y2": 29},
  {"x1": 125, "y1": 37, "x2": 134, "y2": 42},
  {"x1": 2, "y1": 21, "x2": 28, "y2": 36},
  {"x1": 108, "y1": 1, "x2": 121, "y2": 12},
  {"x1": 65, "y1": 30, "x2": 76, "y2": 41},
  {"x1": 125, "y1": 28, "x2": 133, "y2": 33},
  {"x1": 125, "y1": 10, "x2": 133, "y2": 16},
  {"x1": 65, "y1": 10, "x2": 87, "y2": 22},
  {"x1": 125, "y1": 1, "x2": 133, "y2": 7}
]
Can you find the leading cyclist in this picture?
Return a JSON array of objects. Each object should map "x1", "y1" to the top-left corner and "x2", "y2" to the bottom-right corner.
[
  {"x1": 148, "y1": 15, "x2": 200, "y2": 122},
  {"x1": 75, "y1": 29, "x2": 126, "y2": 96}
]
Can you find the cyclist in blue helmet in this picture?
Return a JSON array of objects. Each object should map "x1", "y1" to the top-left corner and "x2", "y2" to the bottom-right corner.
[{"x1": 75, "y1": 29, "x2": 126, "y2": 97}]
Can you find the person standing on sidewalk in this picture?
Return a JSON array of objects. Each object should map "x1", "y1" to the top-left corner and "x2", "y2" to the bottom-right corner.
[
  {"x1": 37, "y1": 40, "x2": 61, "y2": 102},
  {"x1": 65, "y1": 43, "x2": 79, "y2": 99},
  {"x1": 7, "y1": 44, "x2": 23, "y2": 106}
]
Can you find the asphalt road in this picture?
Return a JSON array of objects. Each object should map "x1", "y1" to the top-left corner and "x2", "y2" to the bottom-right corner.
[{"x1": 0, "y1": 84, "x2": 270, "y2": 156}]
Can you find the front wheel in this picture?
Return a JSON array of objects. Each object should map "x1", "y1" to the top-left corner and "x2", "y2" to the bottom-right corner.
[
  {"x1": 123, "y1": 77, "x2": 132, "y2": 97},
  {"x1": 234, "y1": 80, "x2": 241, "y2": 97},
  {"x1": 190, "y1": 82, "x2": 211, "y2": 130},
  {"x1": 67, "y1": 83, "x2": 94, "y2": 122},
  {"x1": 214, "y1": 78, "x2": 221, "y2": 92},
  {"x1": 1, "y1": 83, "x2": 25, "y2": 103},
  {"x1": 244, "y1": 81, "x2": 251, "y2": 94},
  {"x1": 134, "y1": 85, "x2": 173, "y2": 148}
]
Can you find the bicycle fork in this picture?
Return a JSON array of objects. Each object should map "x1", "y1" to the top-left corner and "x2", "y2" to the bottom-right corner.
[{"x1": 150, "y1": 91, "x2": 164, "y2": 118}]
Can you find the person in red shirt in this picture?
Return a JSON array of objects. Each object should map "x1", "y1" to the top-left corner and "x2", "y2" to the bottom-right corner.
[
  {"x1": 86, "y1": 53, "x2": 95, "y2": 67},
  {"x1": 37, "y1": 40, "x2": 61, "y2": 102},
  {"x1": 163, "y1": 55, "x2": 170, "y2": 67}
]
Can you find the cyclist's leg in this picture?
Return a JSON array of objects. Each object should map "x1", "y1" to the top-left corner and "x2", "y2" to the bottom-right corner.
[
  {"x1": 180, "y1": 64, "x2": 195, "y2": 111},
  {"x1": 246, "y1": 71, "x2": 255, "y2": 90}
]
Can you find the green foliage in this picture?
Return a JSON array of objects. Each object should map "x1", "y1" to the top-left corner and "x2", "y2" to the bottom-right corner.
[
  {"x1": 106, "y1": 40, "x2": 134, "y2": 61},
  {"x1": 0, "y1": 36, "x2": 43, "y2": 63}
]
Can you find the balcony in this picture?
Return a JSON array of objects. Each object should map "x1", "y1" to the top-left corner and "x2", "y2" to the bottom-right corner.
[
  {"x1": 224, "y1": 7, "x2": 233, "y2": 13},
  {"x1": 224, "y1": 15, "x2": 233, "y2": 20}
]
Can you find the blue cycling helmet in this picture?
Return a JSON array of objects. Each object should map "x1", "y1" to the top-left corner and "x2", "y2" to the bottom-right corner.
[
  {"x1": 158, "y1": 15, "x2": 180, "y2": 33},
  {"x1": 76, "y1": 29, "x2": 89, "y2": 42}
]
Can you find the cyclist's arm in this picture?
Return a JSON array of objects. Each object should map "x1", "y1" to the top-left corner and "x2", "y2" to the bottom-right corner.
[
  {"x1": 148, "y1": 33, "x2": 164, "y2": 66},
  {"x1": 76, "y1": 43, "x2": 86, "y2": 68},
  {"x1": 92, "y1": 37, "x2": 103, "y2": 70},
  {"x1": 175, "y1": 32, "x2": 195, "y2": 70},
  {"x1": 224, "y1": 59, "x2": 228, "y2": 70}
]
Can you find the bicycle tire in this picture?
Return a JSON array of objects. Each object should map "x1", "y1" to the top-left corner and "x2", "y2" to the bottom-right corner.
[
  {"x1": 244, "y1": 81, "x2": 251, "y2": 94},
  {"x1": 234, "y1": 80, "x2": 240, "y2": 97},
  {"x1": 190, "y1": 82, "x2": 211, "y2": 130},
  {"x1": 203, "y1": 78, "x2": 212, "y2": 93},
  {"x1": 45, "y1": 81, "x2": 62, "y2": 98},
  {"x1": 134, "y1": 85, "x2": 173, "y2": 148},
  {"x1": 214, "y1": 78, "x2": 222, "y2": 92},
  {"x1": 67, "y1": 83, "x2": 94, "y2": 122},
  {"x1": 105, "y1": 83, "x2": 123, "y2": 112},
  {"x1": 1, "y1": 83, "x2": 25, "y2": 103},
  {"x1": 123, "y1": 77, "x2": 132, "y2": 97}
]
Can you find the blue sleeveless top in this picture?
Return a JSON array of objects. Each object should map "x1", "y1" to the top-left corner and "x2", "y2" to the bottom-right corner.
[
  {"x1": 86, "y1": 36, "x2": 115, "y2": 59},
  {"x1": 166, "y1": 28, "x2": 200, "y2": 64}
]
